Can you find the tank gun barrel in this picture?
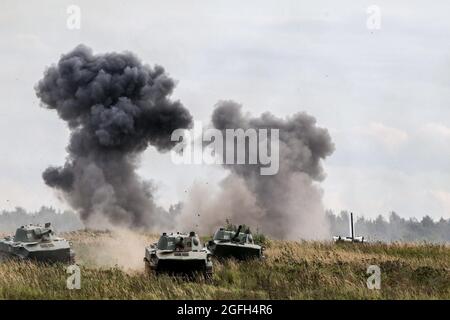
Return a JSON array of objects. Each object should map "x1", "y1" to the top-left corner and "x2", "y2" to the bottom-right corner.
[{"x1": 34, "y1": 228, "x2": 52, "y2": 237}]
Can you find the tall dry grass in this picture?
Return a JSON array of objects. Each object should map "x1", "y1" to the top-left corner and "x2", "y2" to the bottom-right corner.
[{"x1": 0, "y1": 230, "x2": 448, "y2": 299}]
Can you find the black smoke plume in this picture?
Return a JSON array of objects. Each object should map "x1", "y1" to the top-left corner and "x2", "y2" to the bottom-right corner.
[
  {"x1": 35, "y1": 45, "x2": 192, "y2": 228},
  {"x1": 208, "y1": 100, "x2": 335, "y2": 239}
]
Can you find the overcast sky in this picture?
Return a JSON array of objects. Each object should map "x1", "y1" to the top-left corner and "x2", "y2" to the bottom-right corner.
[{"x1": 1, "y1": 0, "x2": 450, "y2": 220}]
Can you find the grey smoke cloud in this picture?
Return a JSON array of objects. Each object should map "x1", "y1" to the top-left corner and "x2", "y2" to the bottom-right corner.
[
  {"x1": 209, "y1": 100, "x2": 335, "y2": 239},
  {"x1": 35, "y1": 44, "x2": 192, "y2": 228}
]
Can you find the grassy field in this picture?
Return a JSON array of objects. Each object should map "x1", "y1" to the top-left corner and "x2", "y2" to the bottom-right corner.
[{"x1": 0, "y1": 230, "x2": 448, "y2": 299}]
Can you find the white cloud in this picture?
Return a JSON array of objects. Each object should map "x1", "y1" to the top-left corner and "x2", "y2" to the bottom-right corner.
[
  {"x1": 323, "y1": 165, "x2": 450, "y2": 220},
  {"x1": 360, "y1": 122, "x2": 409, "y2": 150},
  {"x1": 419, "y1": 123, "x2": 450, "y2": 140}
]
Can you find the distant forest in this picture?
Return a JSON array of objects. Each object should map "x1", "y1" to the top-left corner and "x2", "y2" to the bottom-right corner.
[
  {"x1": 0, "y1": 207, "x2": 448, "y2": 243},
  {"x1": 327, "y1": 210, "x2": 450, "y2": 243},
  {"x1": 0, "y1": 207, "x2": 83, "y2": 232}
]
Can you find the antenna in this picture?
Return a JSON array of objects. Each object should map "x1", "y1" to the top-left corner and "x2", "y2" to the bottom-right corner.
[
  {"x1": 350, "y1": 212, "x2": 354, "y2": 240},
  {"x1": 334, "y1": 211, "x2": 365, "y2": 243}
]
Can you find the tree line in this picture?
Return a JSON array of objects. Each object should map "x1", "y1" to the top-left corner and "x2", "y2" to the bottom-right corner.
[{"x1": 0, "y1": 207, "x2": 448, "y2": 243}]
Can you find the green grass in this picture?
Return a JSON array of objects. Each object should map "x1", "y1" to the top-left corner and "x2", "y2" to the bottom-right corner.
[{"x1": 0, "y1": 231, "x2": 448, "y2": 299}]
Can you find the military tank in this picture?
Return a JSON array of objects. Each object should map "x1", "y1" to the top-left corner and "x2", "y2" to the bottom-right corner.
[
  {"x1": 0, "y1": 223, "x2": 75, "y2": 263},
  {"x1": 333, "y1": 212, "x2": 365, "y2": 243},
  {"x1": 144, "y1": 231, "x2": 213, "y2": 278},
  {"x1": 206, "y1": 225, "x2": 264, "y2": 260}
]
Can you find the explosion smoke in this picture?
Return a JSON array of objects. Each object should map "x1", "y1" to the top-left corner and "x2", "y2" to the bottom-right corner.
[
  {"x1": 35, "y1": 45, "x2": 192, "y2": 229},
  {"x1": 198, "y1": 100, "x2": 335, "y2": 239}
]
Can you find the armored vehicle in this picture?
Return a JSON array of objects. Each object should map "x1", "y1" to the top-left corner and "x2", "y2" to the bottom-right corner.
[
  {"x1": 333, "y1": 212, "x2": 365, "y2": 243},
  {"x1": 207, "y1": 225, "x2": 264, "y2": 260},
  {"x1": 144, "y1": 231, "x2": 213, "y2": 278},
  {"x1": 0, "y1": 223, "x2": 75, "y2": 263}
]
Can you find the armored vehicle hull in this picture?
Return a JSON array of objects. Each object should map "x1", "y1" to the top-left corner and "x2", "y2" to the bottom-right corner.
[
  {"x1": 207, "y1": 241, "x2": 263, "y2": 260},
  {"x1": 0, "y1": 223, "x2": 75, "y2": 263},
  {"x1": 146, "y1": 254, "x2": 212, "y2": 274}
]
